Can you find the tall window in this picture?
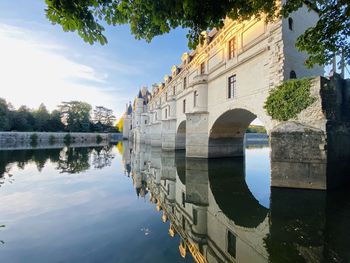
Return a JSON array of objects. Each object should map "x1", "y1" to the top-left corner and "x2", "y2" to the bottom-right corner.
[
  {"x1": 173, "y1": 86, "x2": 176, "y2": 95},
  {"x1": 228, "y1": 75, "x2": 236, "y2": 99},
  {"x1": 193, "y1": 90, "x2": 198, "y2": 107},
  {"x1": 166, "y1": 92, "x2": 168, "y2": 101},
  {"x1": 183, "y1": 99, "x2": 186, "y2": 113},
  {"x1": 228, "y1": 37, "x2": 235, "y2": 60},
  {"x1": 183, "y1": 77, "x2": 187, "y2": 89},
  {"x1": 227, "y1": 231, "x2": 236, "y2": 258},
  {"x1": 193, "y1": 208, "x2": 198, "y2": 225},
  {"x1": 200, "y1": 62, "x2": 205, "y2": 74},
  {"x1": 288, "y1": 17, "x2": 294, "y2": 31},
  {"x1": 165, "y1": 108, "x2": 168, "y2": 119},
  {"x1": 182, "y1": 192, "x2": 186, "y2": 208}
]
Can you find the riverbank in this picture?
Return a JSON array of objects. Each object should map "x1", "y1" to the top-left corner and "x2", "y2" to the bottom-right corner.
[{"x1": 0, "y1": 132, "x2": 122, "y2": 149}]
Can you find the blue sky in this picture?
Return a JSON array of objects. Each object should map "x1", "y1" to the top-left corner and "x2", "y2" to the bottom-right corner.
[{"x1": 0, "y1": 0, "x2": 189, "y2": 119}]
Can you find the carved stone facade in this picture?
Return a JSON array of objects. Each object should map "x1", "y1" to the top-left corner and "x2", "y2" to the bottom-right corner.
[{"x1": 123, "y1": 6, "x2": 350, "y2": 189}]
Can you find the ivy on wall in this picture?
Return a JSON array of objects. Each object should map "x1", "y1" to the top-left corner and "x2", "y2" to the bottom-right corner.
[{"x1": 264, "y1": 78, "x2": 316, "y2": 121}]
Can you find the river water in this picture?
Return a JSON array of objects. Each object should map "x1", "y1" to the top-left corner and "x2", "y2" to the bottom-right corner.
[{"x1": 0, "y1": 141, "x2": 348, "y2": 263}]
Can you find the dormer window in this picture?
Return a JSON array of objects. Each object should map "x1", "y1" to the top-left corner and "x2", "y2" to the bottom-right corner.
[
  {"x1": 228, "y1": 37, "x2": 236, "y2": 60},
  {"x1": 182, "y1": 52, "x2": 189, "y2": 65},
  {"x1": 288, "y1": 17, "x2": 294, "y2": 31},
  {"x1": 171, "y1": 65, "x2": 178, "y2": 77}
]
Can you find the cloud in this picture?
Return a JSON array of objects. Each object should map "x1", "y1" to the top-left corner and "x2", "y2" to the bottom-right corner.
[{"x1": 0, "y1": 23, "x2": 121, "y2": 116}]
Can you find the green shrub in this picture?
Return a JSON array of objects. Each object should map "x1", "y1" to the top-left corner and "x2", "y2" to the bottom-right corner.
[
  {"x1": 49, "y1": 135, "x2": 56, "y2": 145},
  {"x1": 264, "y1": 78, "x2": 316, "y2": 121},
  {"x1": 64, "y1": 134, "x2": 72, "y2": 145},
  {"x1": 30, "y1": 133, "x2": 38, "y2": 147},
  {"x1": 96, "y1": 134, "x2": 103, "y2": 144}
]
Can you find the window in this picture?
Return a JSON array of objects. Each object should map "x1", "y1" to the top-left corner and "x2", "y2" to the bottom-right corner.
[
  {"x1": 288, "y1": 17, "x2": 294, "y2": 31},
  {"x1": 183, "y1": 77, "x2": 187, "y2": 89},
  {"x1": 183, "y1": 99, "x2": 186, "y2": 113},
  {"x1": 194, "y1": 90, "x2": 198, "y2": 107},
  {"x1": 155, "y1": 112, "x2": 158, "y2": 120},
  {"x1": 290, "y1": 70, "x2": 297, "y2": 79},
  {"x1": 172, "y1": 86, "x2": 176, "y2": 95},
  {"x1": 166, "y1": 92, "x2": 168, "y2": 101},
  {"x1": 228, "y1": 75, "x2": 236, "y2": 99},
  {"x1": 165, "y1": 108, "x2": 168, "y2": 119},
  {"x1": 145, "y1": 120, "x2": 147, "y2": 124},
  {"x1": 228, "y1": 37, "x2": 236, "y2": 60},
  {"x1": 200, "y1": 62, "x2": 205, "y2": 74},
  {"x1": 192, "y1": 208, "x2": 198, "y2": 225},
  {"x1": 182, "y1": 192, "x2": 186, "y2": 207},
  {"x1": 227, "y1": 231, "x2": 236, "y2": 258}
]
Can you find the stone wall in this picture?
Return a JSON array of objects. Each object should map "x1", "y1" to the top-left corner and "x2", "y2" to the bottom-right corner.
[{"x1": 270, "y1": 74, "x2": 350, "y2": 190}]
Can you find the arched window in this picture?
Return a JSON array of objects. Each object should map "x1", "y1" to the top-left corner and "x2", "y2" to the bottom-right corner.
[
  {"x1": 288, "y1": 17, "x2": 294, "y2": 31},
  {"x1": 290, "y1": 70, "x2": 297, "y2": 79}
]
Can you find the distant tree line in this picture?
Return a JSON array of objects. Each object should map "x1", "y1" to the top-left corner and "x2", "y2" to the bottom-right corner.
[
  {"x1": 0, "y1": 98, "x2": 118, "y2": 133},
  {"x1": 246, "y1": 125, "x2": 267, "y2": 134}
]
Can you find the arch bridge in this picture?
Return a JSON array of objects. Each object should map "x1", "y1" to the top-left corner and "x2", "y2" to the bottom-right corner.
[{"x1": 123, "y1": 6, "x2": 350, "y2": 190}]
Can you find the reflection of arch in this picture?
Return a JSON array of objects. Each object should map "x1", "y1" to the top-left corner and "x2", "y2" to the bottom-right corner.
[
  {"x1": 175, "y1": 151, "x2": 186, "y2": 184},
  {"x1": 176, "y1": 121, "x2": 186, "y2": 150},
  {"x1": 208, "y1": 108, "x2": 262, "y2": 158},
  {"x1": 208, "y1": 158, "x2": 268, "y2": 228}
]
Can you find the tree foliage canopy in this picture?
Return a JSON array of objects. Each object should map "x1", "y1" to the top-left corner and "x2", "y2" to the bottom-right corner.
[
  {"x1": 44, "y1": 0, "x2": 350, "y2": 67},
  {"x1": 0, "y1": 98, "x2": 118, "y2": 133}
]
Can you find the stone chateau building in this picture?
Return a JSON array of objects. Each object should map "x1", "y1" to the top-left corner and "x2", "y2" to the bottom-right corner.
[
  {"x1": 123, "y1": 4, "x2": 322, "y2": 148},
  {"x1": 123, "y1": 4, "x2": 350, "y2": 190}
]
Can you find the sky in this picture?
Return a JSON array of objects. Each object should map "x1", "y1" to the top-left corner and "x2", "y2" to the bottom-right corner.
[
  {"x1": 0, "y1": 0, "x2": 189, "y2": 120},
  {"x1": 1, "y1": 1, "x2": 347, "y2": 125}
]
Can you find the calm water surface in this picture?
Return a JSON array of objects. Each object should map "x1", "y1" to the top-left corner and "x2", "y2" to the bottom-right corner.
[{"x1": 0, "y1": 142, "x2": 349, "y2": 263}]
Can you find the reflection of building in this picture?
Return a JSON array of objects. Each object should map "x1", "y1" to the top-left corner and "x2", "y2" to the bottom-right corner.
[
  {"x1": 119, "y1": 142, "x2": 350, "y2": 263},
  {"x1": 123, "y1": 142, "x2": 348, "y2": 263},
  {"x1": 126, "y1": 142, "x2": 270, "y2": 262}
]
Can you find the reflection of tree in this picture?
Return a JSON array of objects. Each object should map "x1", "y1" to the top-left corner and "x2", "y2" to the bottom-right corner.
[
  {"x1": 0, "y1": 149, "x2": 61, "y2": 181},
  {"x1": 0, "y1": 146, "x2": 116, "y2": 181},
  {"x1": 92, "y1": 145, "x2": 115, "y2": 169},
  {"x1": 57, "y1": 145, "x2": 115, "y2": 173},
  {"x1": 57, "y1": 147, "x2": 91, "y2": 174}
]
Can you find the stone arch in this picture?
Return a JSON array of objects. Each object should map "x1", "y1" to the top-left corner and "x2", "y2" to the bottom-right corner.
[
  {"x1": 176, "y1": 120, "x2": 186, "y2": 150},
  {"x1": 208, "y1": 108, "x2": 268, "y2": 158}
]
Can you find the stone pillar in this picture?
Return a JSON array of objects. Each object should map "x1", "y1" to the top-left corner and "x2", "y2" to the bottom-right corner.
[
  {"x1": 161, "y1": 118, "x2": 177, "y2": 150},
  {"x1": 270, "y1": 122, "x2": 328, "y2": 190},
  {"x1": 150, "y1": 122, "x2": 162, "y2": 147},
  {"x1": 186, "y1": 112, "x2": 209, "y2": 158},
  {"x1": 271, "y1": 75, "x2": 350, "y2": 190}
]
